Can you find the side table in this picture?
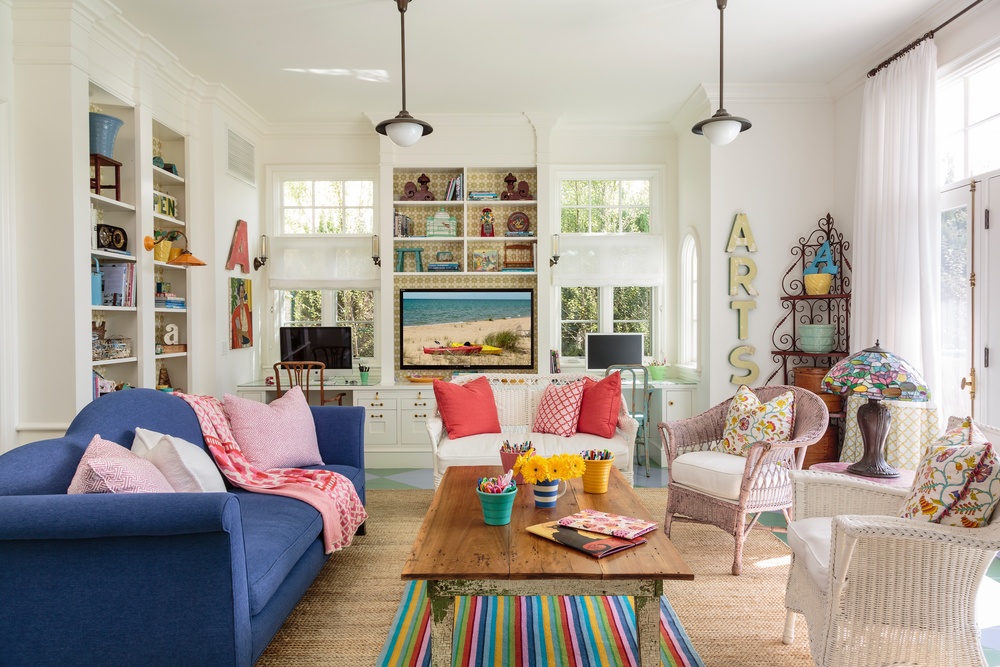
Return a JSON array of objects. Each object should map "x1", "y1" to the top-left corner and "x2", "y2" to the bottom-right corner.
[
  {"x1": 90, "y1": 153, "x2": 122, "y2": 201},
  {"x1": 809, "y1": 461, "x2": 915, "y2": 489}
]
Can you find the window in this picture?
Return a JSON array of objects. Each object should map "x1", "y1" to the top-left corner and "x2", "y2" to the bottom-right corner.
[
  {"x1": 554, "y1": 173, "x2": 662, "y2": 362},
  {"x1": 280, "y1": 179, "x2": 374, "y2": 234},
  {"x1": 939, "y1": 56, "x2": 1000, "y2": 185},
  {"x1": 267, "y1": 169, "x2": 380, "y2": 367},
  {"x1": 679, "y1": 233, "x2": 699, "y2": 367},
  {"x1": 278, "y1": 289, "x2": 375, "y2": 359}
]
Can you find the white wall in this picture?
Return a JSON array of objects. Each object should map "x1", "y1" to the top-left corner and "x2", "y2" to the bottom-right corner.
[
  {"x1": 0, "y1": 0, "x2": 15, "y2": 452},
  {"x1": 705, "y1": 93, "x2": 837, "y2": 406}
]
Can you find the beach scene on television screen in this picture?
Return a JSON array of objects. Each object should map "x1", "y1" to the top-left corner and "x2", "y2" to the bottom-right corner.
[{"x1": 401, "y1": 290, "x2": 532, "y2": 368}]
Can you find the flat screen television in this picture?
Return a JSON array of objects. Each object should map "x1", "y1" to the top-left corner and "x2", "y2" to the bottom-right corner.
[
  {"x1": 279, "y1": 326, "x2": 353, "y2": 376},
  {"x1": 585, "y1": 332, "x2": 644, "y2": 372},
  {"x1": 399, "y1": 288, "x2": 534, "y2": 371}
]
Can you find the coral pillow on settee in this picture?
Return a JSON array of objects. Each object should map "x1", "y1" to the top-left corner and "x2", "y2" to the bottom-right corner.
[
  {"x1": 433, "y1": 376, "x2": 501, "y2": 439},
  {"x1": 577, "y1": 373, "x2": 622, "y2": 438}
]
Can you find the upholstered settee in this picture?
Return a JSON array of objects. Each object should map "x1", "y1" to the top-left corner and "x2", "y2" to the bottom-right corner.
[
  {"x1": 427, "y1": 373, "x2": 639, "y2": 487},
  {"x1": 0, "y1": 388, "x2": 366, "y2": 667}
]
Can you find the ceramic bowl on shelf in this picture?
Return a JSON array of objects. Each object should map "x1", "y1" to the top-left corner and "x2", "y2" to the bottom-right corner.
[{"x1": 798, "y1": 323, "x2": 836, "y2": 353}]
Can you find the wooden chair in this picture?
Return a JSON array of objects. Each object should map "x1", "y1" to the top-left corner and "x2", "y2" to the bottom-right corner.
[
  {"x1": 658, "y1": 385, "x2": 829, "y2": 575},
  {"x1": 272, "y1": 362, "x2": 346, "y2": 406}
]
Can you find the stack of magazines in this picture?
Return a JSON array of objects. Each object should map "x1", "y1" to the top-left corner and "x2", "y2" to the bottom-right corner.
[{"x1": 527, "y1": 509, "x2": 657, "y2": 558}]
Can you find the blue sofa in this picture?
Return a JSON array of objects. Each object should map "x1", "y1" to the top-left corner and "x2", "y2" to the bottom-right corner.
[{"x1": 0, "y1": 388, "x2": 366, "y2": 667}]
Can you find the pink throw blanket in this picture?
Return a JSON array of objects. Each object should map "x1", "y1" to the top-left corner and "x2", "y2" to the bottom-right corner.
[{"x1": 176, "y1": 392, "x2": 367, "y2": 554}]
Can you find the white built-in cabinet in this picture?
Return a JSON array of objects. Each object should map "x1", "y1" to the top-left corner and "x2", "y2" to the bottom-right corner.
[{"x1": 88, "y1": 83, "x2": 193, "y2": 401}]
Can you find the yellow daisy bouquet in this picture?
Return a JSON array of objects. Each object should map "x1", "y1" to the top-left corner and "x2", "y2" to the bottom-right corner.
[{"x1": 513, "y1": 452, "x2": 586, "y2": 485}]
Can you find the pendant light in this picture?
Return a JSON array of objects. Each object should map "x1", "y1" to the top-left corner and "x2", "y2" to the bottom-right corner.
[
  {"x1": 376, "y1": 0, "x2": 432, "y2": 147},
  {"x1": 692, "y1": 0, "x2": 751, "y2": 145}
]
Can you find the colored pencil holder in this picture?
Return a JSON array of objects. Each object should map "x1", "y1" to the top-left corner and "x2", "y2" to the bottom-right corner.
[
  {"x1": 499, "y1": 450, "x2": 525, "y2": 485},
  {"x1": 581, "y1": 457, "x2": 615, "y2": 494},
  {"x1": 477, "y1": 488, "x2": 516, "y2": 526},
  {"x1": 648, "y1": 365, "x2": 667, "y2": 381},
  {"x1": 532, "y1": 479, "x2": 566, "y2": 508}
]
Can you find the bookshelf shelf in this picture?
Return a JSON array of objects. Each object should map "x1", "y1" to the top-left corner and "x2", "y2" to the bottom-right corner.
[
  {"x1": 153, "y1": 260, "x2": 188, "y2": 270},
  {"x1": 90, "y1": 193, "x2": 135, "y2": 212},
  {"x1": 93, "y1": 305, "x2": 137, "y2": 312},
  {"x1": 155, "y1": 352, "x2": 187, "y2": 360},
  {"x1": 154, "y1": 308, "x2": 187, "y2": 314},
  {"x1": 92, "y1": 356, "x2": 138, "y2": 366},
  {"x1": 152, "y1": 165, "x2": 184, "y2": 184},
  {"x1": 91, "y1": 250, "x2": 136, "y2": 262},
  {"x1": 153, "y1": 212, "x2": 185, "y2": 227}
]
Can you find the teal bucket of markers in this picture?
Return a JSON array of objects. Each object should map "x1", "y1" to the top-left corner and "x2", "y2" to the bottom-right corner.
[{"x1": 477, "y1": 488, "x2": 517, "y2": 526}]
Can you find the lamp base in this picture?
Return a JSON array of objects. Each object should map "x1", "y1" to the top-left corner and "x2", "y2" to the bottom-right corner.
[{"x1": 846, "y1": 398, "x2": 900, "y2": 478}]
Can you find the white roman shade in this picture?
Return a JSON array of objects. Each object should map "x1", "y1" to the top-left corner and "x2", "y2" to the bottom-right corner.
[
  {"x1": 551, "y1": 234, "x2": 664, "y2": 287},
  {"x1": 268, "y1": 235, "x2": 379, "y2": 290}
]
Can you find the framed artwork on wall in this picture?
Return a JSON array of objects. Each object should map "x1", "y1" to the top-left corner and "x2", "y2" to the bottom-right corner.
[{"x1": 230, "y1": 277, "x2": 253, "y2": 349}]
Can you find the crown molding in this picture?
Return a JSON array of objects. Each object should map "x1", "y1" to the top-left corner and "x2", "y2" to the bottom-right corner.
[
  {"x1": 701, "y1": 82, "x2": 833, "y2": 104},
  {"x1": 670, "y1": 86, "x2": 711, "y2": 136},
  {"x1": 552, "y1": 122, "x2": 674, "y2": 140}
]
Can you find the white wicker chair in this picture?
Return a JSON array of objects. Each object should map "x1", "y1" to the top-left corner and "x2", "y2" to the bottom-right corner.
[{"x1": 782, "y1": 467, "x2": 1000, "y2": 667}]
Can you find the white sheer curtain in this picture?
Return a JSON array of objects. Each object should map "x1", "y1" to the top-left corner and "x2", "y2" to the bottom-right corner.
[{"x1": 852, "y1": 39, "x2": 940, "y2": 398}]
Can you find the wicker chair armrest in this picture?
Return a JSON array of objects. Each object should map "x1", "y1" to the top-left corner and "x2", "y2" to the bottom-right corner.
[
  {"x1": 789, "y1": 470, "x2": 909, "y2": 519},
  {"x1": 835, "y1": 514, "x2": 1000, "y2": 550},
  {"x1": 657, "y1": 403, "x2": 729, "y2": 459}
]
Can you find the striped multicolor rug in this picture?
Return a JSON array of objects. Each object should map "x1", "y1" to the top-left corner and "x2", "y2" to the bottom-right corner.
[{"x1": 378, "y1": 580, "x2": 705, "y2": 667}]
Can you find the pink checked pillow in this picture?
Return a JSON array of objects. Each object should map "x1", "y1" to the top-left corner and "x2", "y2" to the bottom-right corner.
[
  {"x1": 68, "y1": 434, "x2": 175, "y2": 494},
  {"x1": 223, "y1": 386, "x2": 323, "y2": 470},
  {"x1": 533, "y1": 381, "x2": 585, "y2": 437}
]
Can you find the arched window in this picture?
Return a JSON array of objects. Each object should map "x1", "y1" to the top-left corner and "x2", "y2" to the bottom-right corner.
[{"x1": 679, "y1": 233, "x2": 699, "y2": 367}]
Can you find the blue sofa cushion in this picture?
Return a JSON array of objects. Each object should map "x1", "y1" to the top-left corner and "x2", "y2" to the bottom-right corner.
[{"x1": 234, "y1": 491, "x2": 323, "y2": 616}]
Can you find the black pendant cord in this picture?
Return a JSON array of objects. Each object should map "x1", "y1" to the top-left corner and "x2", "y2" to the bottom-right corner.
[
  {"x1": 398, "y1": 2, "x2": 407, "y2": 112},
  {"x1": 718, "y1": 2, "x2": 725, "y2": 110},
  {"x1": 867, "y1": 0, "x2": 984, "y2": 78}
]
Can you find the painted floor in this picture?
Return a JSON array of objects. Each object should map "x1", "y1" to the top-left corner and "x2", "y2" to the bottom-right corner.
[{"x1": 365, "y1": 459, "x2": 1000, "y2": 665}]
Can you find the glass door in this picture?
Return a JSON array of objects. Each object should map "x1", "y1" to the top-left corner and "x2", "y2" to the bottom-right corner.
[{"x1": 939, "y1": 182, "x2": 974, "y2": 421}]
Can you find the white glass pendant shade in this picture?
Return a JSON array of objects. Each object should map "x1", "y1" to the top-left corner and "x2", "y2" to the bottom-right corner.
[
  {"x1": 386, "y1": 121, "x2": 424, "y2": 147},
  {"x1": 702, "y1": 118, "x2": 742, "y2": 145}
]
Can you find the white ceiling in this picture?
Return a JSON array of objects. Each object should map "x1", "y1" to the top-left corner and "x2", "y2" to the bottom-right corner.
[{"x1": 109, "y1": 0, "x2": 951, "y2": 127}]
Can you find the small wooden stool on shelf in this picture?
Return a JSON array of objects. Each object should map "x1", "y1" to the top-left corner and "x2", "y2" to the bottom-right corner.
[
  {"x1": 395, "y1": 247, "x2": 424, "y2": 273},
  {"x1": 90, "y1": 153, "x2": 122, "y2": 201},
  {"x1": 502, "y1": 243, "x2": 533, "y2": 270}
]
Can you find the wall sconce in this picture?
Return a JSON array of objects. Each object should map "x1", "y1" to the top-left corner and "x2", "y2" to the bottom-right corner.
[
  {"x1": 549, "y1": 234, "x2": 560, "y2": 267},
  {"x1": 254, "y1": 234, "x2": 268, "y2": 271},
  {"x1": 372, "y1": 234, "x2": 381, "y2": 267},
  {"x1": 143, "y1": 230, "x2": 206, "y2": 266}
]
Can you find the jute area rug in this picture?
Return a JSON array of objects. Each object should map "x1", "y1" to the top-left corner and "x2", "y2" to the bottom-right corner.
[{"x1": 257, "y1": 488, "x2": 814, "y2": 666}]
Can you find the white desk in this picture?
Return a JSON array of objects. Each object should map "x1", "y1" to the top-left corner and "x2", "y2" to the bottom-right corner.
[{"x1": 618, "y1": 380, "x2": 696, "y2": 466}]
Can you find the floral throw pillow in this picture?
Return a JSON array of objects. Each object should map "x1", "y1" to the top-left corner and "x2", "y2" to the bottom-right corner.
[
  {"x1": 720, "y1": 385, "x2": 795, "y2": 457},
  {"x1": 899, "y1": 419, "x2": 1000, "y2": 528}
]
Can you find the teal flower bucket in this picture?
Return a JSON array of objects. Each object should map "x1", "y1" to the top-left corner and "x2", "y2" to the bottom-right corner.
[
  {"x1": 477, "y1": 488, "x2": 517, "y2": 526},
  {"x1": 89, "y1": 113, "x2": 124, "y2": 159}
]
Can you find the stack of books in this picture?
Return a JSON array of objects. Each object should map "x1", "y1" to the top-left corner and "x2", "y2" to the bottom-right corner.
[
  {"x1": 444, "y1": 175, "x2": 463, "y2": 201},
  {"x1": 426, "y1": 262, "x2": 460, "y2": 272},
  {"x1": 504, "y1": 231, "x2": 534, "y2": 237},
  {"x1": 102, "y1": 262, "x2": 135, "y2": 307},
  {"x1": 154, "y1": 293, "x2": 186, "y2": 309},
  {"x1": 527, "y1": 510, "x2": 657, "y2": 559},
  {"x1": 393, "y1": 211, "x2": 414, "y2": 237},
  {"x1": 469, "y1": 191, "x2": 498, "y2": 201}
]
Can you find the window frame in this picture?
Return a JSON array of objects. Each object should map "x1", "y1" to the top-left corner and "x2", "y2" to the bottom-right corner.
[
  {"x1": 551, "y1": 167, "x2": 664, "y2": 367},
  {"x1": 678, "y1": 232, "x2": 700, "y2": 369},
  {"x1": 264, "y1": 166, "x2": 381, "y2": 372}
]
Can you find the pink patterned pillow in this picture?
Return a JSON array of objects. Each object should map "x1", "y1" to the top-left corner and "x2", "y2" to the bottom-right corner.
[
  {"x1": 223, "y1": 386, "x2": 323, "y2": 470},
  {"x1": 68, "y1": 434, "x2": 175, "y2": 494},
  {"x1": 532, "y1": 381, "x2": 585, "y2": 437}
]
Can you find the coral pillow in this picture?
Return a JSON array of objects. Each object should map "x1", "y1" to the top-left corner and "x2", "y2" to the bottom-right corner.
[
  {"x1": 132, "y1": 428, "x2": 227, "y2": 493},
  {"x1": 899, "y1": 419, "x2": 1000, "y2": 527},
  {"x1": 433, "y1": 376, "x2": 501, "y2": 439},
  {"x1": 68, "y1": 434, "x2": 175, "y2": 494},
  {"x1": 223, "y1": 386, "x2": 323, "y2": 470},
  {"x1": 721, "y1": 385, "x2": 795, "y2": 456},
  {"x1": 577, "y1": 373, "x2": 622, "y2": 438},
  {"x1": 533, "y1": 381, "x2": 585, "y2": 437}
]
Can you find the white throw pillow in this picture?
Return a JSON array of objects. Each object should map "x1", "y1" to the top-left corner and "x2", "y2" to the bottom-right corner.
[{"x1": 132, "y1": 427, "x2": 227, "y2": 493}]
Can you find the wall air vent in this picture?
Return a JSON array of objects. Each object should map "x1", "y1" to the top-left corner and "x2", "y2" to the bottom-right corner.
[{"x1": 227, "y1": 128, "x2": 256, "y2": 187}]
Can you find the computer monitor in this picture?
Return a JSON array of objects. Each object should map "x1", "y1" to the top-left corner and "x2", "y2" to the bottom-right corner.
[
  {"x1": 585, "y1": 333, "x2": 644, "y2": 372},
  {"x1": 279, "y1": 326, "x2": 353, "y2": 377}
]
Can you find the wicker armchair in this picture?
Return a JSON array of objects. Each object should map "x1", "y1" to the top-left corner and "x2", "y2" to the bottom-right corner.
[
  {"x1": 782, "y1": 467, "x2": 1000, "y2": 666},
  {"x1": 658, "y1": 385, "x2": 829, "y2": 575}
]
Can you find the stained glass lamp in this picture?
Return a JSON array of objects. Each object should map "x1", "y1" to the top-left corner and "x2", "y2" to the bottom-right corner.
[{"x1": 821, "y1": 341, "x2": 930, "y2": 478}]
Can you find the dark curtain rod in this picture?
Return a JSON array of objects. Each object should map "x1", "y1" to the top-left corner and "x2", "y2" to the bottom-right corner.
[{"x1": 867, "y1": 0, "x2": 985, "y2": 78}]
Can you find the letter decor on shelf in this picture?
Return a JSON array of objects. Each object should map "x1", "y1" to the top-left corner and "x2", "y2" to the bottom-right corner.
[
  {"x1": 803, "y1": 241, "x2": 839, "y2": 275},
  {"x1": 226, "y1": 219, "x2": 251, "y2": 273}
]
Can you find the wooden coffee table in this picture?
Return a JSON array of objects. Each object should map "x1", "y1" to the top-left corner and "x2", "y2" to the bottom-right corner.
[{"x1": 402, "y1": 465, "x2": 694, "y2": 666}]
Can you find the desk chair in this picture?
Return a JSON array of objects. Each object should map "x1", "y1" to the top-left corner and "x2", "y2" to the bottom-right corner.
[
  {"x1": 606, "y1": 364, "x2": 653, "y2": 477},
  {"x1": 272, "y1": 362, "x2": 346, "y2": 406}
]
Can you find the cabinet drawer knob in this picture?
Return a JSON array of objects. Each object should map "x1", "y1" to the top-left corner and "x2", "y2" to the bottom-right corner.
[
  {"x1": 416, "y1": 413, "x2": 427, "y2": 418},
  {"x1": 374, "y1": 392, "x2": 380, "y2": 400},
  {"x1": 415, "y1": 401, "x2": 427, "y2": 407},
  {"x1": 369, "y1": 414, "x2": 383, "y2": 419},
  {"x1": 668, "y1": 400, "x2": 674, "y2": 406},
  {"x1": 416, "y1": 391, "x2": 423, "y2": 399}
]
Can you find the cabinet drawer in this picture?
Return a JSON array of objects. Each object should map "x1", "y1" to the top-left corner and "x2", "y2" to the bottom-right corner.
[
  {"x1": 364, "y1": 410, "x2": 398, "y2": 445},
  {"x1": 401, "y1": 396, "x2": 436, "y2": 410},
  {"x1": 401, "y1": 409, "x2": 433, "y2": 445},
  {"x1": 357, "y1": 397, "x2": 397, "y2": 410},
  {"x1": 664, "y1": 389, "x2": 693, "y2": 421}
]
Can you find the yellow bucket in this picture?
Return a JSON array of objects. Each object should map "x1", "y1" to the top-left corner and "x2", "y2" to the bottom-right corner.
[
  {"x1": 804, "y1": 273, "x2": 832, "y2": 295},
  {"x1": 581, "y1": 458, "x2": 615, "y2": 494}
]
